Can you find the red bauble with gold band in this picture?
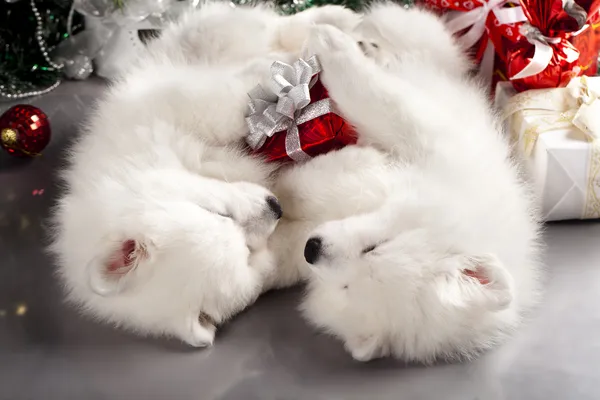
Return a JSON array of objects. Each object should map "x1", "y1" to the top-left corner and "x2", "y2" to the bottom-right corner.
[{"x1": 0, "y1": 105, "x2": 51, "y2": 157}]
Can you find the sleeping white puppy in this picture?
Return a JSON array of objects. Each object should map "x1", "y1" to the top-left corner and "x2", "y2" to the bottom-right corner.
[
  {"x1": 270, "y1": 4, "x2": 542, "y2": 363},
  {"x1": 50, "y1": 2, "x2": 360, "y2": 347}
]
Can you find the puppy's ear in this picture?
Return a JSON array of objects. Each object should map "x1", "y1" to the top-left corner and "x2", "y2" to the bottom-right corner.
[
  {"x1": 435, "y1": 254, "x2": 514, "y2": 311},
  {"x1": 87, "y1": 239, "x2": 151, "y2": 296}
]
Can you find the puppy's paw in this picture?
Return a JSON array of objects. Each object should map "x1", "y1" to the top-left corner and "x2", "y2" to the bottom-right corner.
[
  {"x1": 345, "y1": 334, "x2": 385, "y2": 362},
  {"x1": 305, "y1": 24, "x2": 360, "y2": 59},
  {"x1": 181, "y1": 315, "x2": 216, "y2": 347},
  {"x1": 275, "y1": 6, "x2": 361, "y2": 54},
  {"x1": 303, "y1": 5, "x2": 362, "y2": 33}
]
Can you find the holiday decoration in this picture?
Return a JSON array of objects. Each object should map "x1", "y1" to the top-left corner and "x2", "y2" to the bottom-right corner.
[
  {"x1": 232, "y1": 0, "x2": 414, "y2": 15},
  {"x1": 421, "y1": 0, "x2": 526, "y2": 66},
  {"x1": 1, "y1": 0, "x2": 415, "y2": 98},
  {"x1": 245, "y1": 56, "x2": 356, "y2": 163},
  {"x1": 501, "y1": 0, "x2": 600, "y2": 92},
  {"x1": 0, "y1": 105, "x2": 51, "y2": 157},
  {"x1": 55, "y1": 54, "x2": 94, "y2": 80},
  {"x1": 420, "y1": 0, "x2": 530, "y2": 94},
  {"x1": 495, "y1": 76, "x2": 600, "y2": 220},
  {"x1": 0, "y1": 0, "x2": 85, "y2": 100},
  {"x1": 569, "y1": 14, "x2": 600, "y2": 76},
  {"x1": 422, "y1": 0, "x2": 600, "y2": 93}
]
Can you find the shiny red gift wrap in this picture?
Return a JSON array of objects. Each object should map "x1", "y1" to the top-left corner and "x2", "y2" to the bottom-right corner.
[
  {"x1": 250, "y1": 80, "x2": 357, "y2": 163},
  {"x1": 420, "y1": 0, "x2": 495, "y2": 63},
  {"x1": 489, "y1": 10, "x2": 600, "y2": 90},
  {"x1": 420, "y1": 0, "x2": 529, "y2": 66},
  {"x1": 570, "y1": 10, "x2": 600, "y2": 76},
  {"x1": 507, "y1": 35, "x2": 580, "y2": 91},
  {"x1": 504, "y1": 0, "x2": 600, "y2": 91},
  {"x1": 420, "y1": 0, "x2": 600, "y2": 93},
  {"x1": 491, "y1": 54, "x2": 510, "y2": 91},
  {"x1": 487, "y1": 7, "x2": 526, "y2": 62}
]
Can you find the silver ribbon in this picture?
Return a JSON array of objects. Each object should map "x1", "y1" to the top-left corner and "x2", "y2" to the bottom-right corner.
[
  {"x1": 245, "y1": 55, "x2": 334, "y2": 162},
  {"x1": 563, "y1": 0, "x2": 588, "y2": 30}
]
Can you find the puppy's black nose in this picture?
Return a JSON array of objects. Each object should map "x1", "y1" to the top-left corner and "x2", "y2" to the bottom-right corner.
[
  {"x1": 304, "y1": 237, "x2": 323, "y2": 265},
  {"x1": 266, "y1": 196, "x2": 282, "y2": 219}
]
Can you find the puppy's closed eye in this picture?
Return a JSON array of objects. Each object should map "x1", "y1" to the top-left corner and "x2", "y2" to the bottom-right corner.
[
  {"x1": 362, "y1": 239, "x2": 389, "y2": 254},
  {"x1": 362, "y1": 244, "x2": 377, "y2": 254}
]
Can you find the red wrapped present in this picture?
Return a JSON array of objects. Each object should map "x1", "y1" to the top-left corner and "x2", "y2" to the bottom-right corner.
[
  {"x1": 420, "y1": 0, "x2": 526, "y2": 65},
  {"x1": 421, "y1": 1, "x2": 600, "y2": 93},
  {"x1": 487, "y1": 4, "x2": 527, "y2": 62},
  {"x1": 491, "y1": 53, "x2": 510, "y2": 92},
  {"x1": 245, "y1": 56, "x2": 356, "y2": 163},
  {"x1": 570, "y1": 25, "x2": 598, "y2": 76},
  {"x1": 420, "y1": 0, "x2": 527, "y2": 94},
  {"x1": 504, "y1": 0, "x2": 600, "y2": 92},
  {"x1": 570, "y1": 9, "x2": 600, "y2": 76},
  {"x1": 489, "y1": 8, "x2": 600, "y2": 91}
]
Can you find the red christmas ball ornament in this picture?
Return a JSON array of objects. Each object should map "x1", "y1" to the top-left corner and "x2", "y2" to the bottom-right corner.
[{"x1": 0, "y1": 105, "x2": 51, "y2": 157}]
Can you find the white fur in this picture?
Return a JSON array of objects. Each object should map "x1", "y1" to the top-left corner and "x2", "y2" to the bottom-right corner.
[
  {"x1": 270, "y1": 4, "x2": 542, "y2": 363},
  {"x1": 50, "y1": 2, "x2": 361, "y2": 346}
]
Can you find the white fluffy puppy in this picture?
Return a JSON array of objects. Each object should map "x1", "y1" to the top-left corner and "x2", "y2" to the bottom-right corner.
[
  {"x1": 271, "y1": 4, "x2": 542, "y2": 363},
  {"x1": 51, "y1": 2, "x2": 360, "y2": 347}
]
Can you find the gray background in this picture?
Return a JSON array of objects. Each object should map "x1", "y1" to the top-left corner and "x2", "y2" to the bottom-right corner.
[{"x1": 1, "y1": 80, "x2": 599, "y2": 399}]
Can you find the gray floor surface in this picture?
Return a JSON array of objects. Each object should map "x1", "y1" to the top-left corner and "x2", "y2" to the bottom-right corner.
[{"x1": 1, "y1": 80, "x2": 599, "y2": 400}]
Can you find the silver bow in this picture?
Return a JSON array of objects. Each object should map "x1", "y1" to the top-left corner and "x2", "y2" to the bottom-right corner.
[
  {"x1": 519, "y1": 23, "x2": 556, "y2": 46},
  {"x1": 246, "y1": 55, "x2": 333, "y2": 162}
]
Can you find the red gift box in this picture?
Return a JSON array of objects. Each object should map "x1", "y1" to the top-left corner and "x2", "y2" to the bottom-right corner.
[
  {"x1": 495, "y1": 0, "x2": 600, "y2": 91},
  {"x1": 420, "y1": 0, "x2": 600, "y2": 93},
  {"x1": 420, "y1": 0, "x2": 526, "y2": 65},
  {"x1": 251, "y1": 80, "x2": 356, "y2": 163},
  {"x1": 245, "y1": 57, "x2": 356, "y2": 164},
  {"x1": 490, "y1": 10, "x2": 600, "y2": 90},
  {"x1": 570, "y1": 10, "x2": 600, "y2": 76},
  {"x1": 487, "y1": 6, "x2": 526, "y2": 62},
  {"x1": 419, "y1": 0, "x2": 528, "y2": 98}
]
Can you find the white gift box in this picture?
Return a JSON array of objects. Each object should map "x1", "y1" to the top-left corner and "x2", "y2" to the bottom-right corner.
[{"x1": 495, "y1": 77, "x2": 600, "y2": 221}]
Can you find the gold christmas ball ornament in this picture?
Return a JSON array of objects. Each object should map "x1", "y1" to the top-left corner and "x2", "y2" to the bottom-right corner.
[{"x1": 1, "y1": 128, "x2": 18, "y2": 147}]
